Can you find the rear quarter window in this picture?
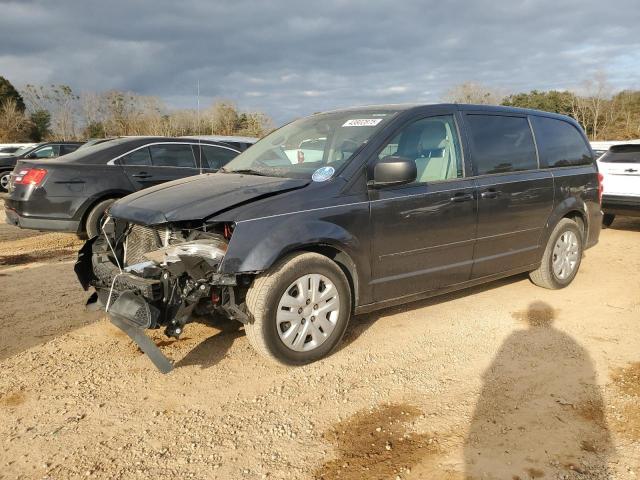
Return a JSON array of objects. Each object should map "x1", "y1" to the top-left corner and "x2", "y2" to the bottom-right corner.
[
  {"x1": 530, "y1": 116, "x2": 592, "y2": 167},
  {"x1": 465, "y1": 114, "x2": 538, "y2": 175},
  {"x1": 121, "y1": 147, "x2": 152, "y2": 166}
]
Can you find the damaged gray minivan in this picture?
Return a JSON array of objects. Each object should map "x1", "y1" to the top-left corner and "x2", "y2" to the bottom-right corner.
[{"x1": 76, "y1": 104, "x2": 602, "y2": 372}]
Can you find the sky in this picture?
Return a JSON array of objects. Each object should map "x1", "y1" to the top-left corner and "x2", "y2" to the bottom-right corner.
[{"x1": 0, "y1": 0, "x2": 639, "y2": 124}]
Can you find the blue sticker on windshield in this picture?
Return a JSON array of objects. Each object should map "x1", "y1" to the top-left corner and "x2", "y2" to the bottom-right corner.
[{"x1": 312, "y1": 166, "x2": 335, "y2": 182}]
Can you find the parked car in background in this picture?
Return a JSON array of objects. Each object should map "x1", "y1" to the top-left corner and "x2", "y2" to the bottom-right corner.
[
  {"x1": 597, "y1": 144, "x2": 640, "y2": 226},
  {"x1": 0, "y1": 142, "x2": 83, "y2": 191},
  {"x1": 75, "y1": 104, "x2": 601, "y2": 372},
  {"x1": 181, "y1": 135, "x2": 257, "y2": 152},
  {"x1": 591, "y1": 140, "x2": 640, "y2": 160},
  {"x1": 5, "y1": 137, "x2": 243, "y2": 238},
  {"x1": 0, "y1": 143, "x2": 37, "y2": 156}
]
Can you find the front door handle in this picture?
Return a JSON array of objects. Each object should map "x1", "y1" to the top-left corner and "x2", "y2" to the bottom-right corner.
[
  {"x1": 132, "y1": 172, "x2": 151, "y2": 179},
  {"x1": 480, "y1": 189, "x2": 500, "y2": 199},
  {"x1": 450, "y1": 192, "x2": 474, "y2": 203}
]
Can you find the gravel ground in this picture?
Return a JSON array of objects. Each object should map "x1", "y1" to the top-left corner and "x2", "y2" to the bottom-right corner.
[{"x1": 0, "y1": 197, "x2": 639, "y2": 479}]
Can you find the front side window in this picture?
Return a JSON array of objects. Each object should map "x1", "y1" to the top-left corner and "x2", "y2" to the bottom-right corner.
[
  {"x1": 222, "y1": 110, "x2": 400, "y2": 179},
  {"x1": 149, "y1": 144, "x2": 196, "y2": 168},
  {"x1": 377, "y1": 115, "x2": 463, "y2": 183},
  {"x1": 32, "y1": 145, "x2": 61, "y2": 158},
  {"x1": 530, "y1": 116, "x2": 592, "y2": 167},
  {"x1": 466, "y1": 115, "x2": 537, "y2": 175}
]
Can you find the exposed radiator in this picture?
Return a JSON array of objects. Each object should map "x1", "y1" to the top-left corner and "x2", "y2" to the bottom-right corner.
[{"x1": 124, "y1": 225, "x2": 165, "y2": 266}]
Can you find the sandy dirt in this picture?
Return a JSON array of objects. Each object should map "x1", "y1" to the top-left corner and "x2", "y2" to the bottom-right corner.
[{"x1": 0, "y1": 195, "x2": 639, "y2": 479}]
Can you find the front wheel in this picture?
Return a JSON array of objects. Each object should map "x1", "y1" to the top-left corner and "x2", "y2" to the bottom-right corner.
[
  {"x1": 245, "y1": 252, "x2": 352, "y2": 365},
  {"x1": 529, "y1": 218, "x2": 583, "y2": 289}
]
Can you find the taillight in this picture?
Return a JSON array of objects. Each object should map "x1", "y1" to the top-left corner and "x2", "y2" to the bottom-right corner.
[
  {"x1": 14, "y1": 168, "x2": 48, "y2": 186},
  {"x1": 597, "y1": 172, "x2": 604, "y2": 205}
]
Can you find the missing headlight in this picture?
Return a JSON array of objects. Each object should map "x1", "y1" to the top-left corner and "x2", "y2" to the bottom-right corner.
[{"x1": 145, "y1": 239, "x2": 228, "y2": 265}]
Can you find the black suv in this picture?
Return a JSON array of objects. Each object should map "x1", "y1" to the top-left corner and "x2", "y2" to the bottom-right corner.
[
  {"x1": 75, "y1": 104, "x2": 602, "y2": 372},
  {"x1": 0, "y1": 142, "x2": 83, "y2": 191},
  {"x1": 5, "y1": 137, "x2": 248, "y2": 238}
]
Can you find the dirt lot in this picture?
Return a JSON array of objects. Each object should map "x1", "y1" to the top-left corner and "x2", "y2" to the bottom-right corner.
[{"x1": 0, "y1": 195, "x2": 639, "y2": 479}]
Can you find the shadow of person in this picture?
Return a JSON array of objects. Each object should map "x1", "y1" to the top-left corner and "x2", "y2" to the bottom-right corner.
[
  {"x1": 175, "y1": 317, "x2": 244, "y2": 369},
  {"x1": 464, "y1": 301, "x2": 614, "y2": 479}
]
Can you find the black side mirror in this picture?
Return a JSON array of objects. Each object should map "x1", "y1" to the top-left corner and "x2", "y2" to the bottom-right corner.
[{"x1": 368, "y1": 155, "x2": 417, "y2": 188}]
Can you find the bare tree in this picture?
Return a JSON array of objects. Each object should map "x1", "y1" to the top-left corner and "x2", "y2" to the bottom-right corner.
[
  {"x1": 443, "y1": 81, "x2": 504, "y2": 105},
  {"x1": 0, "y1": 99, "x2": 31, "y2": 142}
]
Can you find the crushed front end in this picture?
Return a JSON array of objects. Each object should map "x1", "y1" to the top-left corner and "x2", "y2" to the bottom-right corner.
[{"x1": 75, "y1": 217, "x2": 249, "y2": 373}]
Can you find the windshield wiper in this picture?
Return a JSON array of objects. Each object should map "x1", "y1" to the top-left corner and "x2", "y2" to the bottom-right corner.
[{"x1": 224, "y1": 168, "x2": 269, "y2": 176}]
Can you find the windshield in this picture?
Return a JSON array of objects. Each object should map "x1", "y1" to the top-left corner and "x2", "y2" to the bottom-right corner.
[{"x1": 222, "y1": 109, "x2": 400, "y2": 178}]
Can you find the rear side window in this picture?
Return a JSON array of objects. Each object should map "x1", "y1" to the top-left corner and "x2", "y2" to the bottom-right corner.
[
  {"x1": 530, "y1": 116, "x2": 592, "y2": 167},
  {"x1": 599, "y1": 145, "x2": 640, "y2": 164},
  {"x1": 195, "y1": 145, "x2": 239, "y2": 169},
  {"x1": 466, "y1": 115, "x2": 537, "y2": 175},
  {"x1": 60, "y1": 144, "x2": 79, "y2": 155},
  {"x1": 149, "y1": 144, "x2": 195, "y2": 168},
  {"x1": 121, "y1": 147, "x2": 152, "y2": 166}
]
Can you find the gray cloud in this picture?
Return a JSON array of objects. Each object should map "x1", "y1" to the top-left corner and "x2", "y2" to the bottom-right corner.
[{"x1": 1, "y1": 0, "x2": 639, "y2": 123}]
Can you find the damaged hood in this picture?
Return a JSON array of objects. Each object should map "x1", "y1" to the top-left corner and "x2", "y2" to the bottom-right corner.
[{"x1": 109, "y1": 173, "x2": 309, "y2": 225}]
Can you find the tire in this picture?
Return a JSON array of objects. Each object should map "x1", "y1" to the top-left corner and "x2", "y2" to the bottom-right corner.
[
  {"x1": 245, "y1": 252, "x2": 352, "y2": 365},
  {"x1": 529, "y1": 218, "x2": 583, "y2": 289},
  {"x1": 0, "y1": 171, "x2": 11, "y2": 192},
  {"x1": 602, "y1": 213, "x2": 615, "y2": 228},
  {"x1": 85, "y1": 199, "x2": 116, "y2": 239}
]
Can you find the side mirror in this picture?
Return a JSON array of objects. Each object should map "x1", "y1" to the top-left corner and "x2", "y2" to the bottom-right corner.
[{"x1": 368, "y1": 155, "x2": 417, "y2": 188}]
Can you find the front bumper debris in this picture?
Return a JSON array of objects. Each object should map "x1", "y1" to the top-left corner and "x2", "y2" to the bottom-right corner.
[{"x1": 75, "y1": 219, "x2": 248, "y2": 373}]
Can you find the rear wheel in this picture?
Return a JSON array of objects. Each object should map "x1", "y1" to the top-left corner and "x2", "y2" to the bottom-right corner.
[
  {"x1": 602, "y1": 213, "x2": 615, "y2": 228},
  {"x1": 529, "y1": 218, "x2": 583, "y2": 289},
  {"x1": 0, "y1": 171, "x2": 11, "y2": 192},
  {"x1": 245, "y1": 252, "x2": 351, "y2": 365},
  {"x1": 85, "y1": 199, "x2": 116, "y2": 238}
]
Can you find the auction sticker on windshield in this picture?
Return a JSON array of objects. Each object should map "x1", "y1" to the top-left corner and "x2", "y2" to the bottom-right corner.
[
  {"x1": 342, "y1": 119, "x2": 383, "y2": 127},
  {"x1": 312, "y1": 166, "x2": 335, "y2": 182}
]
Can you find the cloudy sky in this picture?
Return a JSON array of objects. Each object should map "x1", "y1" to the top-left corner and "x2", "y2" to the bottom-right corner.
[{"x1": 1, "y1": 0, "x2": 639, "y2": 123}]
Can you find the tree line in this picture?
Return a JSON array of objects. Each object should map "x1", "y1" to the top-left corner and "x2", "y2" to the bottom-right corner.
[
  {"x1": 1, "y1": 74, "x2": 639, "y2": 142},
  {"x1": 0, "y1": 76, "x2": 272, "y2": 143},
  {"x1": 444, "y1": 75, "x2": 640, "y2": 140}
]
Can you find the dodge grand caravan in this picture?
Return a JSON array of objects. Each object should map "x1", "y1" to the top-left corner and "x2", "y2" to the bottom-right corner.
[{"x1": 75, "y1": 104, "x2": 602, "y2": 372}]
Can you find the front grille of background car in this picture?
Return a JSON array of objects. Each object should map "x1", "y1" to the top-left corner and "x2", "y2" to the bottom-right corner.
[{"x1": 124, "y1": 225, "x2": 164, "y2": 266}]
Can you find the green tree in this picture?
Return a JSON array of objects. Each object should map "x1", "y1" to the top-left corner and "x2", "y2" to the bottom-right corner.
[
  {"x1": 0, "y1": 76, "x2": 26, "y2": 111},
  {"x1": 29, "y1": 109, "x2": 51, "y2": 141},
  {"x1": 84, "y1": 121, "x2": 106, "y2": 138},
  {"x1": 502, "y1": 90, "x2": 576, "y2": 116}
]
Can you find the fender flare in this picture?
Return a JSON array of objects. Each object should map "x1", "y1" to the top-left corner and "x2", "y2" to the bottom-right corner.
[
  {"x1": 220, "y1": 217, "x2": 364, "y2": 302},
  {"x1": 540, "y1": 196, "x2": 589, "y2": 248}
]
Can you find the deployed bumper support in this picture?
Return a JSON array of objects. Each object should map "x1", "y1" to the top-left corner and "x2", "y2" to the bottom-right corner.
[{"x1": 76, "y1": 229, "x2": 245, "y2": 374}]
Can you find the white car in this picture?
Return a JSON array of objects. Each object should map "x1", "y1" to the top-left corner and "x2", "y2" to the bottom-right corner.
[{"x1": 597, "y1": 144, "x2": 640, "y2": 226}]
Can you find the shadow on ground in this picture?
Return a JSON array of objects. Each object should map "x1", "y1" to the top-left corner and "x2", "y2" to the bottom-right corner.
[
  {"x1": 464, "y1": 301, "x2": 614, "y2": 478},
  {"x1": 174, "y1": 317, "x2": 244, "y2": 369}
]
